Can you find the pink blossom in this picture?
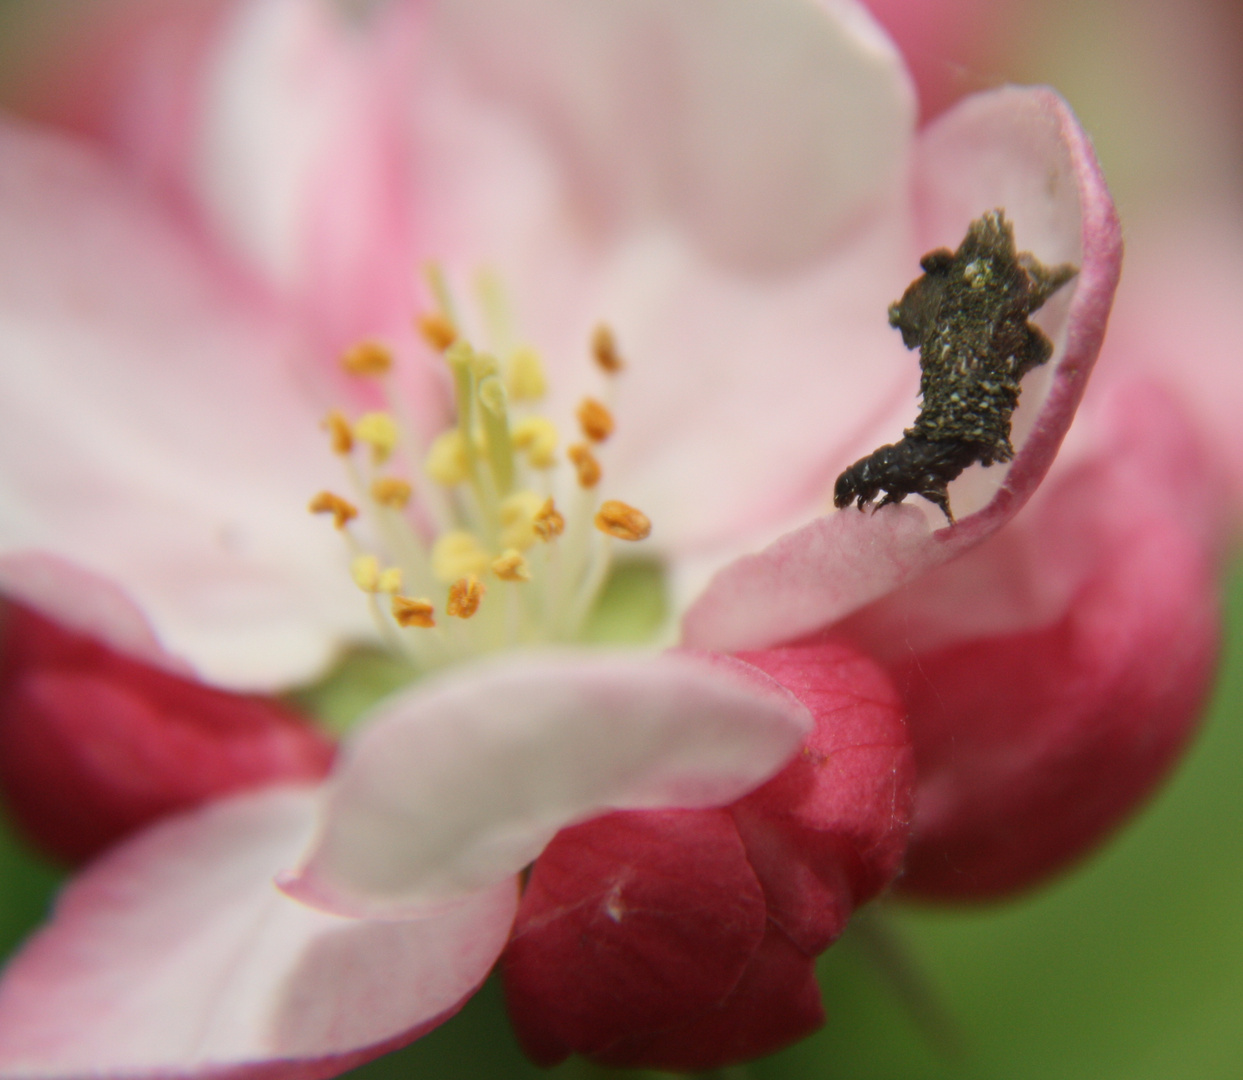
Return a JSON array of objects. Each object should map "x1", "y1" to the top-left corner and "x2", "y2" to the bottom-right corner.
[{"x1": 0, "y1": 0, "x2": 1126, "y2": 1076}]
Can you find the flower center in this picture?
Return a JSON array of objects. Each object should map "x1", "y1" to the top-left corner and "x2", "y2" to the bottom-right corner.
[{"x1": 309, "y1": 267, "x2": 651, "y2": 673}]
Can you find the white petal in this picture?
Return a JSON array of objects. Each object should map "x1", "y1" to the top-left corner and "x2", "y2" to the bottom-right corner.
[{"x1": 282, "y1": 650, "x2": 811, "y2": 917}]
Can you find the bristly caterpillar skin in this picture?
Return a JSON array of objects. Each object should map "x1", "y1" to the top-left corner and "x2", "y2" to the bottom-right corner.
[{"x1": 834, "y1": 210, "x2": 1078, "y2": 523}]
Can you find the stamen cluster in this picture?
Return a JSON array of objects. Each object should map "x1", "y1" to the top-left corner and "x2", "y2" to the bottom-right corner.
[{"x1": 309, "y1": 272, "x2": 651, "y2": 671}]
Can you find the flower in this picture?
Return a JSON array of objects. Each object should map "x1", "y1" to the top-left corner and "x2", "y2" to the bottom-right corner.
[{"x1": 0, "y1": 0, "x2": 1128, "y2": 1076}]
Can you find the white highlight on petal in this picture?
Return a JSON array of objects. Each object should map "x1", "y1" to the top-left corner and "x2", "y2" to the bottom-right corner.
[
  {"x1": 282, "y1": 650, "x2": 811, "y2": 917},
  {"x1": 0, "y1": 787, "x2": 517, "y2": 1079}
]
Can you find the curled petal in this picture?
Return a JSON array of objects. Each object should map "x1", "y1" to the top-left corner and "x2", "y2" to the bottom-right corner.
[
  {"x1": 282, "y1": 650, "x2": 811, "y2": 917},
  {"x1": 730, "y1": 641, "x2": 914, "y2": 954},
  {"x1": 0, "y1": 787, "x2": 518, "y2": 1080},
  {"x1": 682, "y1": 86, "x2": 1122, "y2": 652}
]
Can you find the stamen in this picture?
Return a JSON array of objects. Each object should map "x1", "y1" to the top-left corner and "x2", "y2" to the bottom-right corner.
[
  {"x1": 500, "y1": 491, "x2": 545, "y2": 549},
  {"x1": 354, "y1": 412, "x2": 399, "y2": 464},
  {"x1": 392, "y1": 595, "x2": 436, "y2": 628},
  {"x1": 568, "y1": 443, "x2": 602, "y2": 488},
  {"x1": 447, "y1": 575, "x2": 485, "y2": 619},
  {"x1": 507, "y1": 347, "x2": 548, "y2": 401},
  {"x1": 425, "y1": 430, "x2": 470, "y2": 486},
  {"x1": 595, "y1": 500, "x2": 651, "y2": 541},
  {"x1": 432, "y1": 531, "x2": 492, "y2": 582},
  {"x1": 592, "y1": 324, "x2": 624, "y2": 374},
  {"x1": 309, "y1": 491, "x2": 358, "y2": 529},
  {"x1": 576, "y1": 398, "x2": 615, "y2": 443},
  {"x1": 322, "y1": 411, "x2": 354, "y2": 455},
  {"x1": 417, "y1": 312, "x2": 457, "y2": 352},
  {"x1": 341, "y1": 341, "x2": 394, "y2": 377},
  {"x1": 492, "y1": 549, "x2": 532, "y2": 582},
  {"x1": 533, "y1": 497, "x2": 566, "y2": 541},
  {"x1": 512, "y1": 416, "x2": 558, "y2": 468},
  {"x1": 371, "y1": 476, "x2": 413, "y2": 508},
  {"x1": 377, "y1": 567, "x2": 403, "y2": 593}
]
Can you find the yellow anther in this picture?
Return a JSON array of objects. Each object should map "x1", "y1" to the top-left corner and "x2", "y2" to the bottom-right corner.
[
  {"x1": 322, "y1": 410, "x2": 354, "y2": 455},
  {"x1": 595, "y1": 500, "x2": 651, "y2": 541},
  {"x1": 351, "y1": 554, "x2": 381, "y2": 593},
  {"x1": 492, "y1": 549, "x2": 532, "y2": 582},
  {"x1": 592, "y1": 323, "x2": 624, "y2": 374},
  {"x1": 371, "y1": 476, "x2": 413, "y2": 508},
  {"x1": 500, "y1": 490, "x2": 545, "y2": 550},
  {"x1": 425, "y1": 430, "x2": 469, "y2": 486},
  {"x1": 392, "y1": 595, "x2": 436, "y2": 629},
  {"x1": 309, "y1": 491, "x2": 358, "y2": 529},
  {"x1": 378, "y1": 567, "x2": 403, "y2": 594},
  {"x1": 512, "y1": 416, "x2": 558, "y2": 469},
  {"x1": 354, "y1": 412, "x2": 399, "y2": 464},
  {"x1": 341, "y1": 340, "x2": 394, "y2": 377},
  {"x1": 576, "y1": 397, "x2": 615, "y2": 443},
  {"x1": 432, "y1": 531, "x2": 492, "y2": 583},
  {"x1": 568, "y1": 443, "x2": 602, "y2": 488},
  {"x1": 506, "y1": 346, "x2": 548, "y2": 401},
  {"x1": 447, "y1": 575, "x2": 485, "y2": 619},
  {"x1": 534, "y1": 497, "x2": 566, "y2": 541},
  {"x1": 417, "y1": 312, "x2": 457, "y2": 352}
]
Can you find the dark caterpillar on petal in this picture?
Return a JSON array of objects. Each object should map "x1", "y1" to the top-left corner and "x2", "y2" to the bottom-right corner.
[{"x1": 834, "y1": 209, "x2": 1078, "y2": 523}]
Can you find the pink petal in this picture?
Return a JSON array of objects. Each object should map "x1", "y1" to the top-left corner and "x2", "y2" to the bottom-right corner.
[
  {"x1": 282, "y1": 650, "x2": 811, "y2": 918},
  {"x1": 501, "y1": 808, "x2": 766, "y2": 1066},
  {"x1": 862, "y1": 0, "x2": 1025, "y2": 120},
  {"x1": 682, "y1": 85, "x2": 1122, "y2": 652},
  {"x1": 0, "y1": 605, "x2": 334, "y2": 864},
  {"x1": 0, "y1": 787, "x2": 518, "y2": 1080},
  {"x1": 841, "y1": 378, "x2": 1222, "y2": 899},
  {"x1": 0, "y1": 118, "x2": 372, "y2": 689},
  {"x1": 1103, "y1": 207, "x2": 1243, "y2": 523},
  {"x1": 195, "y1": 0, "x2": 421, "y2": 355}
]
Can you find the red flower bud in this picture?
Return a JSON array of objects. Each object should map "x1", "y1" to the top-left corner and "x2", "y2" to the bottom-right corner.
[
  {"x1": 502, "y1": 640, "x2": 912, "y2": 1070},
  {"x1": 0, "y1": 605, "x2": 335, "y2": 863}
]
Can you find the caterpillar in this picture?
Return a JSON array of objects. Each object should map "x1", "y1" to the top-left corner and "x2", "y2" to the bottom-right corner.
[{"x1": 833, "y1": 209, "x2": 1078, "y2": 523}]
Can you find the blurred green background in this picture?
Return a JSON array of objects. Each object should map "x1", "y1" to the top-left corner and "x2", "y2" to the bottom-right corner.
[{"x1": 3, "y1": 565, "x2": 1240, "y2": 1079}]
